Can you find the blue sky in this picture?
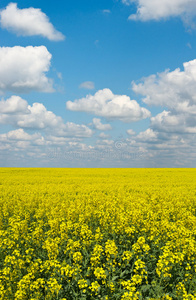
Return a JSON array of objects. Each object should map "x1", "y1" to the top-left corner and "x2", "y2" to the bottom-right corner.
[{"x1": 0, "y1": 0, "x2": 196, "y2": 167}]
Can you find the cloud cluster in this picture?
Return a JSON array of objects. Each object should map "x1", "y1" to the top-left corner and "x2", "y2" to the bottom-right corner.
[
  {"x1": 79, "y1": 81, "x2": 95, "y2": 90},
  {"x1": 92, "y1": 118, "x2": 112, "y2": 131},
  {"x1": 132, "y1": 59, "x2": 196, "y2": 111},
  {"x1": 0, "y1": 3, "x2": 65, "y2": 41},
  {"x1": 136, "y1": 128, "x2": 158, "y2": 142},
  {"x1": 0, "y1": 2, "x2": 195, "y2": 167},
  {"x1": 0, "y1": 46, "x2": 54, "y2": 93},
  {"x1": 123, "y1": 0, "x2": 196, "y2": 24},
  {"x1": 109, "y1": 57, "x2": 196, "y2": 167},
  {"x1": 0, "y1": 128, "x2": 41, "y2": 142},
  {"x1": 66, "y1": 88, "x2": 151, "y2": 122},
  {"x1": 132, "y1": 58, "x2": 196, "y2": 134},
  {"x1": 127, "y1": 129, "x2": 135, "y2": 135},
  {"x1": 0, "y1": 95, "x2": 29, "y2": 113},
  {"x1": 151, "y1": 111, "x2": 196, "y2": 134},
  {"x1": 0, "y1": 96, "x2": 93, "y2": 137},
  {"x1": 99, "y1": 132, "x2": 110, "y2": 139}
]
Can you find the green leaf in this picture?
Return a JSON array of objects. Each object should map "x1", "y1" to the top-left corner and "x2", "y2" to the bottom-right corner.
[
  {"x1": 120, "y1": 270, "x2": 127, "y2": 278},
  {"x1": 112, "y1": 275, "x2": 118, "y2": 281},
  {"x1": 140, "y1": 284, "x2": 151, "y2": 292}
]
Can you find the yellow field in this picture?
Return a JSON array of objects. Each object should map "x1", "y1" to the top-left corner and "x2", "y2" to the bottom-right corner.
[{"x1": 0, "y1": 168, "x2": 196, "y2": 300}]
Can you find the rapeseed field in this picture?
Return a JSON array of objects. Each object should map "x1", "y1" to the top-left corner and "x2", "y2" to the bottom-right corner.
[{"x1": 0, "y1": 168, "x2": 195, "y2": 300}]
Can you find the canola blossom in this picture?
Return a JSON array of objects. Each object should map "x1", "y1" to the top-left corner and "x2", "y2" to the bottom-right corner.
[{"x1": 0, "y1": 168, "x2": 196, "y2": 300}]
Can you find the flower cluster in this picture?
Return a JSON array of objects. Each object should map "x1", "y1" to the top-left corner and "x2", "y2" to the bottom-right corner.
[{"x1": 0, "y1": 168, "x2": 195, "y2": 299}]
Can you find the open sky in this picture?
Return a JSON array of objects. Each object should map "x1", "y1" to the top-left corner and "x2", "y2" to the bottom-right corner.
[{"x1": 0, "y1": 0, "x2": 196, "y2": 167}]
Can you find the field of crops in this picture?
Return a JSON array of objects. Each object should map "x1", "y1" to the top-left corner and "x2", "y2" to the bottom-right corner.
[{"x1": 0, "y1": 168, "x2": 196, "y2": 300}]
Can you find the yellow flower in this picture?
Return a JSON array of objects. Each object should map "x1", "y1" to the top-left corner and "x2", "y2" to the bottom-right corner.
[
  {"x1": 73, "y1": 251, "x2": 83, "y2": 263},
  {"x1": 94, "y1": 267, "x2": 107, "y2": 280},
  {"x1": 78, "y1": 279, "x2": 88, "y2": 290},
  {"x1": 89, "y1": 281, "x2": 100, "y2": 294}
]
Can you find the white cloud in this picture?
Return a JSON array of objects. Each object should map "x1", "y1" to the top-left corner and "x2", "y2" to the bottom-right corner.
[
  {"x1": 99, "y1": 132, "x2": 110, "y2": 139},
  {"x1": 131, "y1": 58, "x2": 196, "y2": 135},
  {"x1": 122, "y1": 0, "x2": 132, "y2": 5},
  {"x1": 127, "y1": 129, "x2": 135, "y2": 135},
  {"x1": 102, "y1": 9, "x2": 111, "y2": 14},
  {"x1": 96, "y1": 139, "x2": 114, "y2": 146},
  {"x1": 79, "y1": 81, "x2": 95, "y2": 90},
  {"x1": 151, "y1": 110, "x2": 196, "y2": 133},
  {"x1": 92, "y1": 118, "x2": 112, "y2": 130},
  {"x1": 0, "y1": 99, "x2": 61, "y2": 129},
  {"x1": 132, "y1": 59, "x2": 196, "y2": 113},
  {"x1": 0, "y1": 128, "x2": 44, "y2": 152},
  {"x1": 16, "y1": 103, "x2": 62, "y2": 129},
  {"x1": 66, "y1": 88, "x2": 151, "y2": 122},
  {"x1": 56, "y1": 122, "x2": 93, "y2": 138},
  {"x1": 0, "y1": 96, "x2": 93, "y2": 138},
  {"x1": 0, "y1": 3, "x2": 65, "y2": 41},
  {"x1": 122, "y1": 57, "x2": 196, "y2": 164},
  {"x1": 132, "y1": 58, "x2": 196, "y2": 134},
  {"x1": 123, "y1": 0, "x2": 196, "y2": 24},
  {"x1": 0, "y1": 129, "x2": 41, "y2": 142},
  {"x1": 57, "y1": 72, "x2": 63, "y2": 80},
  {"x1": 0, "y1": 95, "x2": 29, "y2": 114},
  {"x1": 1, "y1": 124, "x2": 196, "y2": 167},
  {"x1": 136, "y1": 128, "x2": 158, "y2": 141},
  {"x1": 0, "y1": 46, "x2": 54, "y2": 93}
]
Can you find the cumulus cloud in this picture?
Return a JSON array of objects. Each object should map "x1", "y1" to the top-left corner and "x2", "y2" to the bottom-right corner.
[
  {"x1": 99, "y1": 132, "x2": 110, "y2": 139},
  {"x1": 66, "y1": 88, "x2": 151, "y2": 122},
  {"x1": 0, "y1": 46, "x2": 54, "y2": 93},
  {"x1": 123, "y1": 0, "x2": 196, "y2": 25},
  {"x1": 132, "y1": 59, "x2": 196, "y2": 113},
  {"x1": 16, "y1": 103, "x2": 63, "y2": 129},
  {"x1": 0, "y1": 128, "x2": 41, "y2": 142},
  {"x1": 151, "y1": 110, "x2": 196, "y2": 133},
  {"x1": 127, "y1": 129, "x2": 135, "y2": 135},
  {"x1": 96, "y1": 139, "x2": 114, "y2": 146},
  {"x1": 131, "y1": 58, "x2": 196, "y2": 134},
  {"x1": 0, "y1": 96, "x2": 93, "y2": 138},
  {"x1": 0, "y1": 95, "x2": 29, "y2": 114},
  {"x1": 128, "y1": 128, "x2": 194, "y2": 161},
  {"x1": 136, "y1": 128, "x2": 158, "y2": 141},
  {"x1": 0, "y1": 3, "x2": 65, "y2": 41},
  {"x1": 79, "y1": 81, "x2": 95, "y2": 90},
  {"x1": 56, "y1": 122, "x2": 93, "y2": 138},
  {"x1": 92, "y1": 118, "x2": 112, "y2": 131},
  {"x1": 0, "y1": 128, "x2": 46, "y2": 153},
  {"x1": 125, "y1": 57, "x2": 196, "y2": 162}
]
